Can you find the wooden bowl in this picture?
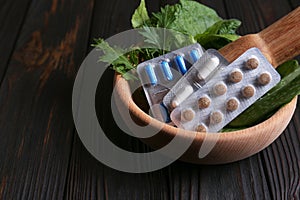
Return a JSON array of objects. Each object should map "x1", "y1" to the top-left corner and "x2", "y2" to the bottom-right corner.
[
  {"x1": 113, "y1": 8, "x2": 300, "y2": 164},
  {"x1": 115, "y1": 75, "x2": 297, "y2": 164},
  {"x1": 114, "y1": 74, "x2": 298, "y2": 164}
]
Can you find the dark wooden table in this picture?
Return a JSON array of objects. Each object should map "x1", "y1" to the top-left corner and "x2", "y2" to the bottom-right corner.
[{"x1": 1, "y1": 0, "x2": 299, "y2": 199}]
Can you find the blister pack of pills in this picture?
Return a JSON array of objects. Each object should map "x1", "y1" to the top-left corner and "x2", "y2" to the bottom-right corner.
[
  {"x1": 163, "y1": 49, "x2": 229, "y2": 111},
  {"x1": 137, "y1": 43, "x2": 204, "y2": 122},
  {"x1": 170, "y1": 48, "x2": 281, "y2": 133}
]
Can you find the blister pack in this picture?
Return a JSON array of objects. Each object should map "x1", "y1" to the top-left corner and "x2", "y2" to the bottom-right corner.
[
  {"x1": 137, "y1": 43, "x2": 204, "y2": 122},
  {"x1": 170, "y1": 48, "x2": 281, "y2": 133},
  {"x1": 163, "y1": 49, "x2": 229, "y2": 111}
]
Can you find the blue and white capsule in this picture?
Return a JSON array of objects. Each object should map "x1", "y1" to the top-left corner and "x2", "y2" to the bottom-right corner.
[
  {"x1": 175, "y1": 55, "x2": 187, "y2": 75},
  {"x1": 160, "y1": 61, "x2": 173, "y2": 81},
  {"x1": 190, "y1": 49, "x2": 200, "y2": 63},
  {"x1": 145, "y1": 64, "x2": 157, "y2": 85}
]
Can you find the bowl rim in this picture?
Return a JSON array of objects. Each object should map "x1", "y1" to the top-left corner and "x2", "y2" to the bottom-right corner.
[
  {"x1": 114, "y1": 73, "x2": 298, "y2": 163},
  {"x1": 114, "y1": 73, "x2": 298, "y2": 138}
]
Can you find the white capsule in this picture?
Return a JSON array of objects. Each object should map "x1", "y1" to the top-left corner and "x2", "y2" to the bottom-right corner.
[
  {"x1": 197, "y1": 56, "x2": 220, "y2": 80},
  {"x1": 171, "y1": 85, "x2": 194, "y2": 108}
]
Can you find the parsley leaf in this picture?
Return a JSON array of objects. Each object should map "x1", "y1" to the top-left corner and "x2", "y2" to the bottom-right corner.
[
  {"x1": 150, "y1": 4, "x2": 180, "y2": 28},
  {"x1": 131, "y1": 0, "x2": 150, "y2": 28}
]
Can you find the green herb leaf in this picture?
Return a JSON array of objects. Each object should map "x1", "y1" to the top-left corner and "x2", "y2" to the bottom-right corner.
[
  {"x1": 139, "y1": 27, "x2": 195, "y2": 53},
  {"x1": 204, "y1": 19, "x2": 241, "y2": 35},
  {"x1": 228, "y1": 60, "x2": 300, "y2": 127},
  {"x1": 92, "y1": 38, "x2": 136, "y2": 80},
  {"x1": 151, "y1": 4, "x2": 180, "y2": 28},
  {"x1": 172, "y1": 0, "x2": 221, "y2": 36},
  {"x1": 131, "y1": 0, "x2": 150, "y2": 28},
  {"x1": 195, "y1": 19, "x2": 241, "y2": 49},
  {"x1": 195, "y1": 34, "x2": 240, "y2": 49}
]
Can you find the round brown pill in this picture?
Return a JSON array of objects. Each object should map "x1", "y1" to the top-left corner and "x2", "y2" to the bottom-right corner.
[
  {"x1": 258, "y1": 72, "x2": 271, "y2": 85},
  {"x1": 196, "y1": 124, "x2": 207, "y2": 132},
  {"x1": 229, "y1": 70, "x2": 243, "y2": 83},
  {"x1": 226, "y1": 98, "x2": 239, "y2": 111},
  {"x1": 242, "y1": 85, "x2": 255, "y2": 98},
  {"x1": 246, "y1": 57, "x2": 259, "y2": 69},
  {"x1": 198, "y1": 96, "x2": 211, "y2": 109},
  {"x1": 213, "y1": 82, "x2": 227, "y2": 96},
  {"x1": 210, "y1": 111, "x2": 223, "y2": 124},
  {"x1": 181, "y1": 108, "x2": 195, "y2": 122}
]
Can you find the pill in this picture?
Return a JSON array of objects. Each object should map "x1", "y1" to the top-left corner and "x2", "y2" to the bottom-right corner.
[
  {"x1": 171, "y1": 85, "x2": 194, "y2": 108},
  {"x1": 210, "y1": 111, "x2": 223, "y2": 124},
  {"x1": 213, "y1": 82, "x2": 227, "y2": 96},
  {"x1": 145, "y1": 64, "x2": 157, "y2": 85},
  {"x1": 246, "y1": 57, "x2": 259, "y2": 69},
  {"x1": 181, "y1": 108, "x2": 195, "y2": 122},
  {"x1": 160, "y1": 61, "x2": 173, "y2": 81},
  {"x1": 198, "y1": 96, "x2": 211, "y2": 109},
  {"x1": 258, "y1": 72, "x2": 271, "y2": 85},
  {"x1": 175, "y1": 55, "x2": 187, "y2": 74},
  {"x1": 226, "y1": 98, "x2": 239, "y2": 111},
  {"x1": 196, "y1": 124, "x2": 207, "y2": 132},
  {"x1": 190, "y1": 49, "x2": 200, "y2": 63},
  {"x1": 242, "y1": 85, "x2": 255, "y2": 98},
  {"x1": 229, "y1": 69, "x2": 243, "y2": 83},
  {"x1": 197, "y1": 56, "x2": 220, "y2": 80}
]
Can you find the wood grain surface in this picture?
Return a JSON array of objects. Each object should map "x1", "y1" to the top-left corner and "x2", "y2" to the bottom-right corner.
[{"x1": 0, "y1": 0, "x2": 299, "y2": 199}]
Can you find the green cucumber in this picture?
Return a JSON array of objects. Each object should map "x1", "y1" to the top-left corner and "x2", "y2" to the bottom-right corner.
[{"x1": 227, "y1": 60, "x2": 300, "y2": 128}]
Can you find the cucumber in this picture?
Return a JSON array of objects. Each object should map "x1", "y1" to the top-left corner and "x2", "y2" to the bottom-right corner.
[{"x1": 227, "y1": 60, "x2": 300, "y2": 128}]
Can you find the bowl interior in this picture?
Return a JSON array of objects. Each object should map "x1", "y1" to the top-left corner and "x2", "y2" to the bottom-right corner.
[{"x1": 114, "y1": 74, "x2": 298, "y2": 164}]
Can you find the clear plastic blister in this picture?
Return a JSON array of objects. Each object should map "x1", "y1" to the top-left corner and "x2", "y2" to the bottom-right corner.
[
  {"x1": 163, "y1": 49, "x2": 229, "y2": 111},
  {"x1": 170, "y1": 48, "x2": 281, "y2": 133},
  {"x1": 137, "y1": 43, "x2": 204, "y2": 122}
]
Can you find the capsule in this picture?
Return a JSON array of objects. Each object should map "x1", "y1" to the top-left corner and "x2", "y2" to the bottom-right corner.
[
  {"x1": 190, "y1": 49, "x2": 200, "y2": 63},
  {"x1": 171, "y1": 85, "x2": 194, "y2": 108},
  {"x1": 160, "y1": 61, "x2": 173, "y2": 81},
  {"x1": 197, "y1": 56, "x2": 220, "y2": 80},
  {"x1": 145, "y1": 64, "x2": 157, "y2": 86},
  {"x1": 175, "y1": 55, "x2": 187, "y2": 74}
]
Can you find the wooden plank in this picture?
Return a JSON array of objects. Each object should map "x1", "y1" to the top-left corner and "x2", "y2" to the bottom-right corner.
[
  {"x1": 224, "y1": 0, "x2": 300, "y2": 199},
  {"x1": 64, "y1": 0, "x2": 164, "y2": 198},
  {"x1": 88, "y1": 0, "x2": 160, "y2": 51},
  {"x1": 261, "y1": 103, "x2": 300, "y2": 199},
  {"x1": 65, "y1": 0, "x2": 299, "y2": 199},
  {"x1": 289, "y1": 0, "x2": 300, "y2": 9},
  {"x1": 0, "y1": 0, "x2": 94, "y2": 199},
  {"x1": 200, "y1": 0, "x2": 227, "y2": 18},
  {"x1": 0, "y1": 0, "x2": 32, "y2": 83}
]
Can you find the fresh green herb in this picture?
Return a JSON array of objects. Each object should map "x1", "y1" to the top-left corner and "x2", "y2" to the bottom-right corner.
[
  {"x1": 195, "y1": 34, "x2": 240, "y2": 50},
  {"x1": 165, "y1": 0, "x2": 221, "y2": 36},
  {"x1": 93, "y1": 0, "x2": 241, "y2": 79},
  {"x1": 93, "y1": 0, "x2": 300, "y2": 129},
  {"x1": 227, "y1": 60, "x2": 300, "y2": 128},
  {"x1": 92, "y1": 38, "x2": 161, "y2": 80},
  {"x1": 131, "y1": 0, "x2": 150, "y2": 28},
  {"x1": 149, "y1": 4, "x2": 180, "y2": 28},
  {"x1": 195, "y1": 19, "x2": 241, "y2": 49}
]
